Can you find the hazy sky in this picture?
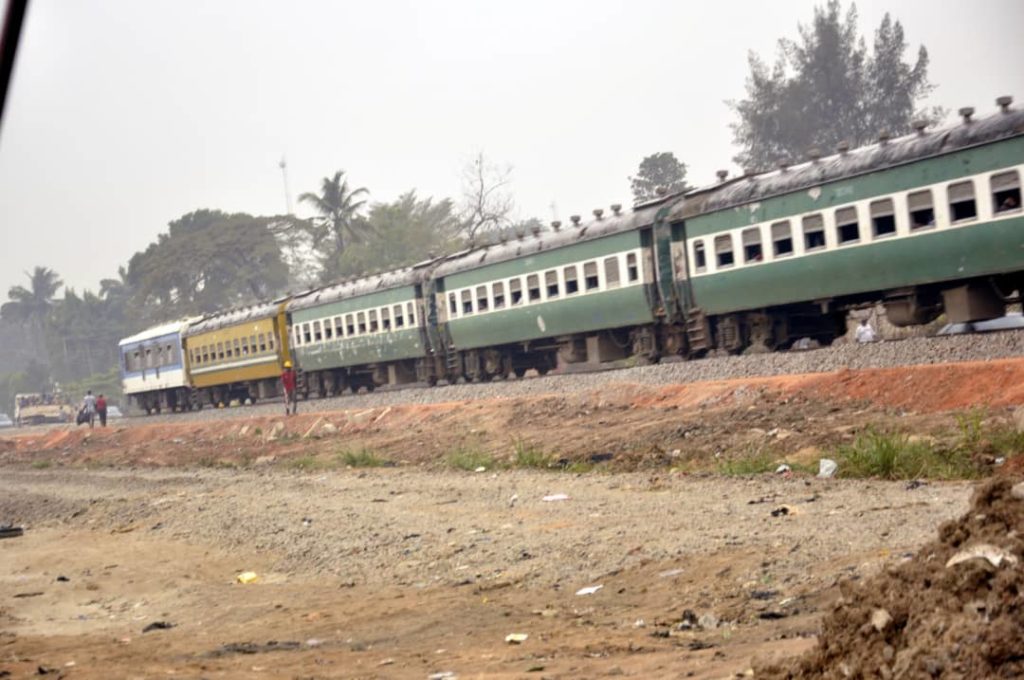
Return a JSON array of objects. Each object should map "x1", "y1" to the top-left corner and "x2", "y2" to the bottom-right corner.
[{"x1": 1, "y1": 0, "x2": 1022, "y2": 298}]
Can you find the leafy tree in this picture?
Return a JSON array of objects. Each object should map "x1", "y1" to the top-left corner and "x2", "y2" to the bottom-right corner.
[
  {"x1": 629, "y1": 152, "x2": 691, "y2": 202},
  {"x1": 298, "y1": 171, "x2": 371, "y2": 279},
  {"x1": 334, "y1": 192, "x2": 463, "y2": 278},
  {"x1": 730, "y1": 1, "x2": 937, "y2": 171},
  {"x1": 126, "y1": 210, "x2": 289, "y2": 317},
  {"x1": 1, "y1": 267, "x2": 63, "y2": 365},
  {"x1": 459, "y1": 152, "x2": 514, "y2": 241}
]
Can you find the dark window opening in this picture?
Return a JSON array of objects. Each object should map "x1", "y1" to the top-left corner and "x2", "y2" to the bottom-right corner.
[
  {"x1": 694, "y1": 242, "x2": 706, "y2": 271},
  {"x1": 527, "y1": 275, "x2": 541, "y2": 302},
  {"x1": 493, "y1": 282, "x2": 506, "y2": 309},
  {"x1": 334, "y1": 318, "x2": 344, "y2": 337},
  {"x1": 564, "y1": 266, "x2": 579, "y2": 294},
  {"x1": 545, "y1": 271, "x2": 559, "y2": 299},
  {"x1": 714, "y1": 235, "x2": 734, "y2": 268},
  {"x1": 949, "y1": 181, "x2": 977, "y2": 222},
  {"x1": 462, "y1": 290, "x2": 473, "y2": 315},
  {"x1": 510, "y1": 278, "x2": 524, "y2": 305},
  {"x1": 584, "y1": 262, "x2": 599, "y2": 290},
  {"x1": 772, "y1": 221, "x2": 793, "y2": 257},
  {"x1": 346, "y1": 315, "x2": 355, "y2": 336},
  {"x1": 476, "y1": 286, "x2": 489, "y2": 312},
  {"x1": 394, "y1": 305, "x2": 405, "y2": 328},
  {"x1": 357, "y1": 313, "x2": 367, "y2": 334},
  {"x1": 626, "y1": 253, "x2": 639, "y2": 281},
  {"x1": 871, "y1": 199, "x2": 896, "y2": 237},
  {"x1": 992, "y1": 171, "x2": 1021, "y2": 213},
  {"x1": 803, "y1": 214, "x2": 825, "y2": 250},
  {"x1": 449, "y1": 293, "x2": 457, "y2": 315},
  {"x1": 908, "y1": 190, "x2": 935, "y2": 230},
  {"x1": 369, "y1": 311, "x2": 379, "y2": 333},
  {"x1": 742, "y1": 227, "x2": 763, "y2": 263},
  {"x1": 313, "y1": 322, "x2": 323, "y2": 342},
  {"x1": 836, "y1": 207, "x2": 859, "y2": 245},
  {"x1": 381, "y1": 309, "x2": 391, "y2": 331}
]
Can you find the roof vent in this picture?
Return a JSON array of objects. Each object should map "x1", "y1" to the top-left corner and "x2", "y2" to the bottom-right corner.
[
  {"x1": 551, "y1": 220, "x2": 561, "y2": 231},
  {"x1": 499, "y1": 234, "x2": 508, "y2": 244},
  {"x1": 997, "y1": 95, "x2": 1013, "y2": 113},
  {"x1": 516, "y1": 230, "x2": 525, "y2": 241},
  {"x1": 959, "y1": 106, "x2": 975, "y2": 123},
  {"x1": 716, "y1": 169, "x2": 728, "y2": 183},
  {"x1": 743, "y1": 168, "x2": 757, "y2": 181},
  {"x1": 531, "y1": 225, "x2": 541, "y2": 237},
  {"x1": 912, "y1": 119, "x2": 928, "y2": 134},
  {"x1": 570, "y1": 214, "x2": 581, "y2": 226},
  {"x1": 655, "y1": 186, "x2": 667, "y2": 196},
  {"x1": 808, "y1": 148, "x2": 821, "y2": 162},
  {"x1": 593, "y1": 208, "x2": 604, "y2": 219},
  {"x1": 778, "y1": 161, "x2": 789, "y2": 172},
  {"x1": 611, "y1": 203, "x2": 622, "y2": 216},
  {"x1": 837, "y1": 141, "x2": 850, "y2": 154},
  {"x1": 878, "y1": 130, "x2": 890, "y2": 144}
]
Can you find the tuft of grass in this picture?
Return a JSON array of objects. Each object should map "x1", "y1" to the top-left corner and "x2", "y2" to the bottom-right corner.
[
  {"x1": 339, "y1": 448, "x2": 389, "y2": 468},
  {"x1": 445, "y1": 446, "x2": 495, "y2": 471},
  {"x1": 31, "y1": 459, "x2": 51, "y2": 469},
  {"x1": 716, "y1": 449, "x2": 780, "y2": 476},
  {"x1": 834, "y1": 429, "x2": 982, "y2": 480},
  {"x1": 511, "y1": 439, "x2": 554, "y2": 469},
  {"x1": 289, "y1": 454, "x2": 325, "y2": 471}
]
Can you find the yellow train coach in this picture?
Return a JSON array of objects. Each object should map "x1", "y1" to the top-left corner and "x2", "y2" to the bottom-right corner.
[{"x1": 182, "y1": 300, "x2": 291, "y2": 407}]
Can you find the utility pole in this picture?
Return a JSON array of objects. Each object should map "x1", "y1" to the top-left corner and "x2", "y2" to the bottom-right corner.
[{"x1": 279, "y1": 157, "x2": 293, "y2": 215}]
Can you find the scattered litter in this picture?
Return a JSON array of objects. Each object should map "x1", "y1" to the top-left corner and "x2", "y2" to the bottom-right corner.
[
  {"x1": 575, "y1": 584, "x2": 603, "y2": 596},
  {"x1": 905, "y1": 479, "x2": 927, "y2": 490},
  {"x1": 56, "y1": 575, "x2": 70, "y2": 582},
  {"x1": 542, "y1": 494, "x2": 570, "y2": 502},
  {"x1": 775, "y1": 464, "x2": 791, "y2": 474},
  {"x1": 633, "y1": 618, "x2": 646, "y2": 628},
  {"x1": 0, "y1": 525, "x2": 24, "y2": 540},
  {"x1": 305, "y1": 638, "x2": 322, "y2": 648},
  {"x1": 427, "y1": 672, "x2": 457, "y2": 680},
  {"x1": 508, "y1": 493, "x2": 518, "y2": 507},
  {"x1": 474, "y1": 466, "x2": 487, "y2": 473},
  {"x1": 142, "y1": 621, "x2": 175, "y2": 633},
  {"x1": 758, "y1": 611, "x2": 788, "y2": 620},
  {"x1": 13, "y1": 592, "x2": 43, "y2": 598},
  {"x1": 817, "y1": 458, "x2": 838, "y2": 479},
  {"x1": 770, "y1": 506, "x2": 791, "y2": 517},
  {"x1": 750, "y1": 590, "x2": 778, "y2": 600},
  {"x1": 378, "y1": 658, "x2": 395, "y2": 666},
  {"x1": 236, "y1": 571, "x2": 259, "y2": 584},
  {"x1": 697, "y1": 612, "x2": 719, "y2": 630},
  {"x1": 688, "y1": 639, "x2": 715, "y2": 650},
  {"x1": 505, "y1": 633, "x2": 529, "y2": 644},
  {"x1": 945, "y1": 544, "x2": 1019, "y2": 569},
  {"x1": 658, "y1": 568, "x2": 684, "y2": 578},
  {"x1": 589, "y1": 452, "x2": 614, "y2": 463},
  {"x1": 870, "y1": 608, "x2": 892, "y2": 632}
]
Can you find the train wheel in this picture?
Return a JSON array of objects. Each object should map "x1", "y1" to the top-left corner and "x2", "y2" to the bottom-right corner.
[{"x1": 514, "y1": 367, "x2": 526, "y2": 379}]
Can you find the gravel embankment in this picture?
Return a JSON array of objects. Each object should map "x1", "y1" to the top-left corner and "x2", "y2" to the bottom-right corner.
[{"x1": 134, "y1": 331, "x2": 1024, "y2": 424}]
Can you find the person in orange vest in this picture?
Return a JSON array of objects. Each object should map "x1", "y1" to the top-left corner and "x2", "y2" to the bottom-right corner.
[{"x1": 280, "y1": 361, "x2": 298, "y2": 416}]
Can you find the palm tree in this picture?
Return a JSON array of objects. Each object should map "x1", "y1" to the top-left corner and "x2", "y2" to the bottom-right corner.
[
  {"x1": 1, "y1": 266, "x2": 62, "y2": 324},
  {"x1": 299, "y1": 171, "x2": 370, "y2": 273}
]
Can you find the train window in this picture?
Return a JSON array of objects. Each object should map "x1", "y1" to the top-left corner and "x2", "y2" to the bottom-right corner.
[
  {"x1": 345, "y1": 314, "x2": 355, "y2": 336},
  {"x1": 200, "y1": 348, "x2": 207, "y2": 364},
  {"x1": 870, "y1": 199, "x2": 897, "y2": 238},
  {"x1": 564, "y1": 266, "x2": 579, "y2": 294},
  {"x1": 393, "y1": 304, "x2": 404, "y2": 328},
  {"x1": 742, "y1": 227, "x2": 763, "y2": 263},
  {"x1": 992, "y1": 170, "x2": 1021, "y2": 213},
  {"x1": 407, "y1": 302, "x2": 415, "y2": 325},
  {"x1": 693, "y1": 242, "x2": 706, "y2": 273},
  {"x1": 249, "y1": 335, "x2": 257, "y2": 354},
  {"x1": 334, "y1": 317, "x2": 344, "y2": 338},
  {"x1": 313, "y1": 321, "x2": 323, "y2": 342},
  {"x1": 301, "y1": 323, "x2": 310, "y2": 344},
  {"x1": 241, "y1": 337, "x2": 249, "y2": 356},
  {"x1": 948, "y1": 181, "x2": 977, "y2": 221},
  {"x1": 771, "y1": 221, "x2": 793, "y2": 257},
  {"x1": 381, "y1": 307, "x2": 391, "y2": 331},
  {"x1": 217, "y1": 342, "x2": 225, "y2": 360},
  {"x1": 626, "y1": 253, "x2": 639, "y2": 281},
  {"x1": 527, "y1": 274, "x2": 541, "y2": 302},
  {"x1": 368, "y1": 310, "x2": 379, "y2": 333},
  {"x1": 268, "y1": 333, "x2": 275, "y2": 351},
  {"x1": 714, "y1": 234, "x2": 734, "y2": 268},
  {"x1": 908, "y1": 190, "x2": 935, "y2": 230},
  {"x1": 803, "y1": 214, "x2": 826, "y2": 251},
  {"x1": 835, "y1": 206, "x2": 860, "y2": 245},
  {"x1": 233, "y1": 338, "x2": 242, "y2": 357},
  {"x1": 461, "y1": 289, "x2": 473, "y2": 314},
  {"x1": 476, "y1": 285, "x2": 489, "y2": 311},
  {"x1": 604, "y1": 257, "x2": 621, "y2": 287},
  {"x1": 545, "y1": 271, "x2": 560, "y2": 299},
  {"x1": 324, "y1": 321, "x2": 333, "y2": 340},
  {"x1": 357, "y1": 312, "x2": 367, "y2": 334},
  {"x1": 493, "y1": 281, "x2": 506, "y2": 309},
  {"x1": 584, "y1": 262, "x2": 599, "y2": 290},
  {"x1": 510, "y1": 278, "x2": 524, "y2": 305},
  {"x1": 448, "y1": 293, "x2": 457, "y2": 317},
  {"x1": 258, "y1": 333, "x2": 267, "y2": 352}
]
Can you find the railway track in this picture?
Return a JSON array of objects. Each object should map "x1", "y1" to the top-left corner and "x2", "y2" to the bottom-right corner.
[{"x1": 122, "y1": 329, "x2": 1024, "y2": 425}]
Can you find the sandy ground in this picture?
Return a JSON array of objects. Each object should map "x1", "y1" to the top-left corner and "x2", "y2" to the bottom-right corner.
[{"x1": 2, "y1": 360, "x2": 1023, "y2": 679}]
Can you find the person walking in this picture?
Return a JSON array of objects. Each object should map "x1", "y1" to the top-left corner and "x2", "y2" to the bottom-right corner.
[
  {"x1": 96, "y1": 394, "x2": 108, "y2": 427},
  {"x1": 82, "y1": 390, "x2": 97, "y2": 429},
  {"x1": 280, "y1": 361, "x2": 298, "y2": 416}
]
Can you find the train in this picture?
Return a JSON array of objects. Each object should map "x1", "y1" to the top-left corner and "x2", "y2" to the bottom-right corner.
[{"x1": 120, "y1": 98, "x2": 1024, "y2": 413}]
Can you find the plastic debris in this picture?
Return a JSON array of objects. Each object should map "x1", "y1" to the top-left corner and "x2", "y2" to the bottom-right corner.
[
  {"x1": 505, "y1": 633, "x2": 529, "y2": 644},
  {"x1": 658, "y1": 568, "x2": 684, "y2": 578},
  {"x1": 945, "y1": 544, "x2": 1019, "y2": 569},
  {"x1": 474, "y1": 466, "x2": 487, "y2": 473},
  {"x1": 142, "y1": 621, "x2": 175, "y2": 633},
  {"x1": 427, "y1": 673, "x2": 457, "y2": 680},
  {"x1": 775, "y1": 464, "x2": 791, "y2": 474},
  {"x1": 870, "y1": 608, "x2": 892, "y2": 632},
  {"x1": 0, "y1": 525, "x2": 24, "y2": 540},
  {"x1": 236, "y1": 571, "x2": 258, "y2": 584},
  {"x1": 817, "y1": 458, "x2": 838, "y2": 478},
  {"x1": 542, "y1": 494, "x2": 570, "y2": 502},
  {"x1": 575, "y1": 584, "x2": 603, "y2": 596},
  {"x1": 508, "y1": 493, "x2": 518, "y2": 507}
]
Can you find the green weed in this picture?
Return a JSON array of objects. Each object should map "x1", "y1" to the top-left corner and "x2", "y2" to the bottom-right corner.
[
  {"x1": 511, "y1": 439, "x2": 555, "y2": 469},
  {"x1": 445, "y1": 446, "x2": 495, "y2": 471},
  {"x1": 339, "y1": 448, "x2": 389, "y2": 467},
  {"x1": 716, "y1": 449, "x2": 780, "y2": 476},
  {"x1": 31, "y1": 459, "x2": 51, "y2": 469},
  {"x1": 834, "y1": 429, "x2": 982, "y2": 480}
]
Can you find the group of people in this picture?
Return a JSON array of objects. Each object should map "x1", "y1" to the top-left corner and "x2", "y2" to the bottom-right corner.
[
  {"x1": 78, "y1": 390, "x2": 109, "y2": 428},
  {"x1": 18, "y1": 393, "x2": 65, "y2": 407}
]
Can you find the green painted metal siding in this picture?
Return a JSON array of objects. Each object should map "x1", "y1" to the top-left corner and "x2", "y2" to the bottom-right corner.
[
  {"x1": 688, "y1": 137, "x2": 1024, "y2": 236},
  {"x1": 446, "y1": 286, "x2": 653, "y2": 350},
  {"x1": 443, "y1": 231, "x2": 643, "y2": 288},
  {"x1": 293, "y1": 328, "x2": 424, "y2": 369},
  {"x1": 290, "y1": 285, "x2": 425, "y2": 369},
  {"x1": 690, "y1": 216, "x2": 1024, "y2": 314}
]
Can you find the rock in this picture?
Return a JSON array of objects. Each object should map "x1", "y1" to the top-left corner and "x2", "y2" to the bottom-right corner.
[
  {"x1": 697, "y1": 612, "x2": 719, "y2": 630},
  {"x1": 266, "y1": 422, "x2": 285, "y2": 441},
  {"x1": 817, "y1": 458, "x2": 838, "y2": 479},
  {"x1": 237, "y1": 425, "x2": 250, "y2": 437},
  {"x1": 320, "y1": 422, "x2": 338, "y2": 434},
  {"x1": 1011, "y1": 482, "x2": 1024, "y2": 500},
  {"x1": 1011, "y1": 406, "x2": 1024, "y2": 433},
  {"x1": 870, "y1": 608, "x2": 892, "y2": 632}
]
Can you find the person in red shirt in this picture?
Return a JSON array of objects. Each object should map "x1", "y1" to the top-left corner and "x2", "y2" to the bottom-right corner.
[
  {"x1": 95, "y1": 394, "x2": 108, "y2": 427},
  {"x1": 280, "y1": 361, "x2": 298, "y2": 416}
]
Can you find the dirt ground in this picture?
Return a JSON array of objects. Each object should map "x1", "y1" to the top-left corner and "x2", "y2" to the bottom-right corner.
[{"x1": 2, "y1": 360, "x2": 1024, "y2": 679}]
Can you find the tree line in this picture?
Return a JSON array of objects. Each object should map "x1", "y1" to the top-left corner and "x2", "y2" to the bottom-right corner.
[{"x1": 0, "y1": 1, "x2": 938, "y2": 408}]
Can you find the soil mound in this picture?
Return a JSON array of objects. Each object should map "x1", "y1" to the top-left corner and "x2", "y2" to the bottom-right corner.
[{"x1": 759, "y1": 477, "x2": 1024, "y2": 679}]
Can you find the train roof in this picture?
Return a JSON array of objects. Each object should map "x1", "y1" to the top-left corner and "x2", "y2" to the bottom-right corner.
[
  {"x1": 433, "y1": 202, "x2": 664, "y2": 278},
  {"x1": 286, "y1": 261, "x2": 439, "y2": 312},
  {"x1": 118, "y1": 318, "x2": 199, "y2": 347},
  {"x1": 183, "y1": 301, "x2": 283, "y2": 336},
  {"x1": 678, "y1": 101, "x2": 1024, "y2": 218}
]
